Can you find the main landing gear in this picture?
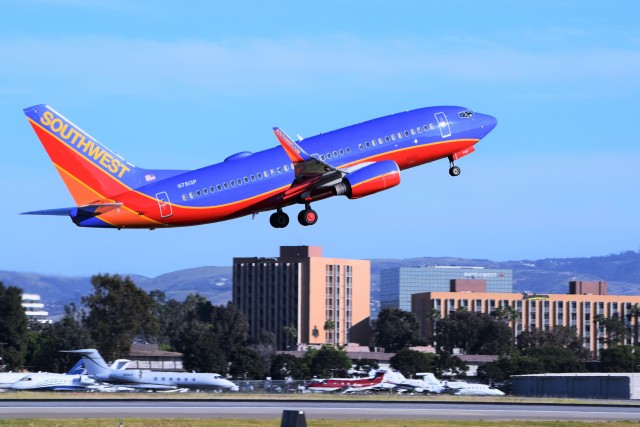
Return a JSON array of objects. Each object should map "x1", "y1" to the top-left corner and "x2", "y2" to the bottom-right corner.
[{"x1": 269, "y1": 205, "x2": 318, "y2": 228}]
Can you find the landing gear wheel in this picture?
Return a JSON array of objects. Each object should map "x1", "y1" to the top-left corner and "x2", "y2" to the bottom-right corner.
[
  {"x1": 269, "y1": 210, "x2": 289, "y2": 228},
  {"x1": 449, "y1": 166, "x2": 461, "y2": 177},
  {"x1": 298, "y1": 208, "x2": 318, "y2": 226}
]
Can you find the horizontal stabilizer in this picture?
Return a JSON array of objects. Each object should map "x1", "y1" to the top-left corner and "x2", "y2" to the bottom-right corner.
[
  {"x1": 22, "y1": 207, "x2": 74, "y2": 216},
  {"x1": 22, "y1": 203, "x2": 123, "y2": 226},
  {"x1": 22, "y1": 203, "x2": 122, "y2": 217}
]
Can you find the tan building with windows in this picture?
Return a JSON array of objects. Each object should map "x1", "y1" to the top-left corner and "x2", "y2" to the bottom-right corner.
[
  {"x1": 412, "y1": 280, "x2": 640, "y2": 357},
  {"x1": 233, "y1": 246, "x2": 371, "y2": 350}
]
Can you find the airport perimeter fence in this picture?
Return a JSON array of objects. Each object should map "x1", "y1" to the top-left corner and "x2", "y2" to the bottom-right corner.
[{"x1": 235, "y1": 379, "x2": 309, "y2": 394}]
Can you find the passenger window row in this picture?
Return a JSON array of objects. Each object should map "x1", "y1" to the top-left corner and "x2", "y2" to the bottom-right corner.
[
  {"x1": 317, "y1": 146, "x2": 351, "y2": 161},
  {"x1": 181, "y1": 162, "x2": 294, "y2": 201},
  {"x1": 358, "y1": 124, "x2": 433, "y2": 150}
]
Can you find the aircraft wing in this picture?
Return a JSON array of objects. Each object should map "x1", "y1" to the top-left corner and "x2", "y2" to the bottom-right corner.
[
  {"x1": 110, "y1": 383, "x2": 177, "y2": 391},
  {"x1": 272, "y1": 127, "x2": 347, "y2": 201}
]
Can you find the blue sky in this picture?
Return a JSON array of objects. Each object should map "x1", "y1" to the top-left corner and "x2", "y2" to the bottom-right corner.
[{"x1": 1, "y1": 1, "x2": 639, "y2": 277}]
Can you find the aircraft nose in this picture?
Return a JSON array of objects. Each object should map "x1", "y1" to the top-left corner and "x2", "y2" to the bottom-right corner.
[
  {"x1": 476, "y1": 114, "x2": 498, "y2": 138},
  {"x1": 480, "y1": 114, "x2": 497, "y2": 134}
]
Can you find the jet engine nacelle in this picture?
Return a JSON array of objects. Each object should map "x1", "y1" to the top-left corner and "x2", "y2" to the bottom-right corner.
[{"x1": 341, "y1": 160, "x2": 400, "y2": 199}]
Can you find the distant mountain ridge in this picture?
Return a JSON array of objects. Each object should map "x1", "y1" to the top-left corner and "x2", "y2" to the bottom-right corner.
[{"x1": 2, "y1": 251, "x2": 639, "y2": 317}]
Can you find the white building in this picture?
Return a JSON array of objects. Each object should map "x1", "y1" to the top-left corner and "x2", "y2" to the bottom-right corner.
[{"x1": 21, "y1": 293, "x2": 51, "y2": 324}]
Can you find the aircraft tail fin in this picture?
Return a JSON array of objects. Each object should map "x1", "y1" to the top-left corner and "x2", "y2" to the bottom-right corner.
[
  {"x1": 23, "y1": 105, "x2": 187, "y2": 205},
  {"x1": 416, "y1": 372, "x2": 441, "y2": 386},
  {"x1": 65, "y1": 359, "x2": 87, "y2": 375},
  {"x1": 61, "y1": 349, "x2": 111, "y2": 377}
]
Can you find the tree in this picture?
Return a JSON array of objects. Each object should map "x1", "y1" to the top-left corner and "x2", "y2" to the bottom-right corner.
[
  {"x1": 270, "y1": 353, "x2": 307, "y2": 380},
  {"x1": 352, "y1": 358, "x2": 379, "y2": 376},
  {"x1": 25, "y1": 304, "x2": 94, "y2": 372},
  {"x1": 323, "y1": 319, "x2": 335, "y2": 345},
  {"x1": 436, "y1": 310, "x2": 513, "y2": 355},
  {"x1": 252, "y1": 329, "x2": 277, "y2": 376},
  {"x1": 523, "y1": 345, "x2": 584, "y2": 373},
  {"x1": 229, "y1": 347, "x2": 265, "y2": 379},
  {"x1": 0, "y1": 282, "x2": 28, "y2": 370},
  {"x1": 306, "y1": 345, "x2": 352, "y2": 378},
  {"x1": 210, "y1": 302, "x2": 250, "y2": 361},
  {"x1": 600, "y1": 345, "x2": 640, "y2": 372},
  {"x1": 390, "y1": 349, "x2": 438, "y2": 378},
  {"x1": 282, "y1": 325, "x2": 298, "y2": 350},
  {"x1": 627, "y1": 304, "x2": 640, "y2": 345},
  {"x1": 594, "y1": 314, "x2": 628, "y2": 346},
  {"x1": 478, "y1": 354, "x2": 545, "y2": 382},
  {"x1": 372, "y1": 308, "x2": 423, "y2": 352},
  {"x1": 168, "y1": 296, "x2": 236, "y2": 374},
  {"x1": 82, "y1": 274, "x2": 159, "y2": 361},
  {"x1": 177, "y1": 318, "x2": 227, "y2": 374},
  {"x1": 517, "y1": 326, "x2": 590, "y2": 359},
  {"x1": 436, "y1": 351, "x2": 469, "y2": 378}
]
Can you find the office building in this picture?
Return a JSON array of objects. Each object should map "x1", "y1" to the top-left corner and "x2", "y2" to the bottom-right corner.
[
  {"x1": 381, "y1": 266, "x2": 513, "y2": 311},
  {"x1": 233, "y1": 246, "x2": 371, "y2": 350},
  {"x1": 412, "y1": 280, "x2": 640, "y2": 357}
]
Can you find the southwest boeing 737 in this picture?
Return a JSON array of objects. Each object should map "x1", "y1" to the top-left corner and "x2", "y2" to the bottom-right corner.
[{"x1": 23, "y1": 104, "x2": 496, "y2": 229}]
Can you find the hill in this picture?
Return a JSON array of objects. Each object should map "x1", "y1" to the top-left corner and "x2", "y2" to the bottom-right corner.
[{"x1": 2, "y1": 251, "x2": 639, "y2": 317}]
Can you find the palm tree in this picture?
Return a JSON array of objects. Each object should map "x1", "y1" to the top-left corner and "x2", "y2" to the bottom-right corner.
[
  {"x1": 324, "y1": 319, "x2": 335, "y2": 345},
  {"x1": 282, "y1": 324, "x2": 298, "y2": 350}
]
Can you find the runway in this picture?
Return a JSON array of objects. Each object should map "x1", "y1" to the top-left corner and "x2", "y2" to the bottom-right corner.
[{"x1": 2, "y1": 400, "x2": 640, "y2": 421}]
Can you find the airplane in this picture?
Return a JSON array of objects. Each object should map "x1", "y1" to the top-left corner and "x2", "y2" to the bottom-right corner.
[
  {"x1": 441, "y1": 378, "x2": 505, "y2": 396},
  {"x1": 22, "y1": 104, "x2": 497, "y2": 229},
  {"x1": 386, "y1": 372, "x2": 504, "y2": 396},
  {"x1": 302, "y1": 370, "x2": 402, "y2": 394},
  {"x1": 4, "y1": 360, "x2": 92, "y2": 391},
  {"x1": 65, "y1": 349, "x2": 239, "y2": 391},
  {"x1": 1, "y1": 359, "x2": 136, "y2": 392},
  {"x1": 5, "y1": 371, "x2": 104, "y2": 391},
  {"x1": 0, "y1": 372, "x2": 32, "y2": 389},
  {"x1": 385, "y1": 372, "x2": 448, "y2": 394}
]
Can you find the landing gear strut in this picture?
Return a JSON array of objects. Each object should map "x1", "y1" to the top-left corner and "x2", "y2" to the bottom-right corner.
[
  {"x1": 448, "y1": 159, "x2": 461, "y2": 177},
  {"x1": 269, "y1": 209, "x2": 289, "y2": 228},
  {"x1": 298, "y1": 205, "x2": 318, "y2": 226}
]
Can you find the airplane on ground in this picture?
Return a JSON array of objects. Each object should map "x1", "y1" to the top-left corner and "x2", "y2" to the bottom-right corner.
[
  {"x1": 1, "y1": 359, "x2": 136, "y2": 392},
  {"x1": 386, "y1": 372, "x2": 505, "y2": 396},
  {"x1": 385, "y1": 372, "x2": 447, "y2": 394},
  {"x1": 441, "y1": 379, "x2": 505, "y2": 396},
  {"x1": 6, "y1": 371, "x2": 103, "y2": 391},
  {"x1": 22, "y1": 104, "x2": 497, "y2": 229},
  {"x1": 0, "y1": 372, "x2": 32, "y2": 389},
  {"x1": 302, "y1": 370, "x2": 403, "y2": 394},
  {"x1": 65, "y1": 349, "x2": 238, "y2": 391}
]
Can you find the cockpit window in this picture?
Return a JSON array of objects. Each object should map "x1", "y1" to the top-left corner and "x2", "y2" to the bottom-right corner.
[{"x1": 459, "y1": 110, "x2": 474, "y2": 118}]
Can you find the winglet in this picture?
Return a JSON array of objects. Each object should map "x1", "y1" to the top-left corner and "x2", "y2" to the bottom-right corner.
[{"x1": 273, "y1": 127, "x2": 311, "y2": 163}]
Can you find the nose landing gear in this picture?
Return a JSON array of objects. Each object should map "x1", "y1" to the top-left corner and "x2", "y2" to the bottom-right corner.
[{"x1": 448, "y1": 159, "x2": 461, "y2": 177}]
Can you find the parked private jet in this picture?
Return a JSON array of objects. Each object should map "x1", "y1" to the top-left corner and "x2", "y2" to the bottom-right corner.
[
  {"x1": 65, "y1": 349, "x2": 238, "y2": 391},
  {"x1": 1, "y1": 359, "x2": 137, "y2": 392},
  {"x1": 23, "y1": 104, "x2": 496, "y2": 229},
  {"x1": 388, "y1": 372, "x2": 505, "y2": 396},
  {"x1": 302, "y1": 370, "x2": 404, "y2": 394},
  {"x1": 442, "y1": 379, "x2": 505, "y2": 396}
]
